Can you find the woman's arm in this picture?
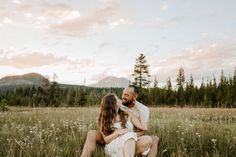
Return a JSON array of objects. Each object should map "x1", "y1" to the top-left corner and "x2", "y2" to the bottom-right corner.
[{"x1": 102, "y1": 128, "x2": 129, "y2": 144}]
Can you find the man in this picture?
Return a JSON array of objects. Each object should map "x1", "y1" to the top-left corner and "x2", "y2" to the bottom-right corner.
[{"x1": 80, "y1": 85, "x2": 159, "y2": 157}]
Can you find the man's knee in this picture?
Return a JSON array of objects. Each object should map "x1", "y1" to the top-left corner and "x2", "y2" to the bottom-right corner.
[
  {"x1": 146, "y1": 136, "x2": 153, "y2": 147},
  {"x1": 151, "y1": 136, "x2": 159, "y2": 145},
  {"x1": 137, "y1": 136, "x2": 152, "y2": 147}
]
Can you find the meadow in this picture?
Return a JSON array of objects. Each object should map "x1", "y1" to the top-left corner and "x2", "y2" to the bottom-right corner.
[{"x1": 0, "y1": 107, "x2": 236, "y2": 157}]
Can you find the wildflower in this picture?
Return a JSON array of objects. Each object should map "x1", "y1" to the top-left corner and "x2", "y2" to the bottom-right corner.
[
  {"x1": 189, "y1": 124, "x2": 194, "y2": 127},
  {"x1": 211, "y1": 138, "x2": 217, "y2": 143},
  {"x1": 196, "y1": 132, "x2": 201, "y2": 138},
  {"x1": 162, "y1": 148, "x2": 167, "y2": 153}
]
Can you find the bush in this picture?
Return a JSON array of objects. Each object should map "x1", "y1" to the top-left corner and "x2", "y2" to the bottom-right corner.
[{"x1": 0, "y1": 99, "x2": 8, "y2": 112}]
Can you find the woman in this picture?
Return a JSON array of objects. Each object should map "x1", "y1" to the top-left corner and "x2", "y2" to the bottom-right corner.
[{"x1": 98, "y1": 93, "x2": 147, "y2": 157}]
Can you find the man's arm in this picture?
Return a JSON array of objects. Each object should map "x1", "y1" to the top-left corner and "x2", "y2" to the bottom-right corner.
[
  {"x1": 135, "y1": 104, "x2": 149, "y2": 130},
  {"x1": 129, "y1": 112, "x2": 148, "y2": 131},
  {"x1": 135, "y1": 129, "x2": 145, "y2": 137}
]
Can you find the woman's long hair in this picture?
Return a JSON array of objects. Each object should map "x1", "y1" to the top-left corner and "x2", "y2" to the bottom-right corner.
[{"x1": 98, "y1": 94, "x2": 128, "y2": 136}]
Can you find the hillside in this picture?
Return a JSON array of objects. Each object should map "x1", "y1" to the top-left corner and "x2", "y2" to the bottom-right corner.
[{"x1": 0, "y1": 73, "x2": 48, "y2": 87}]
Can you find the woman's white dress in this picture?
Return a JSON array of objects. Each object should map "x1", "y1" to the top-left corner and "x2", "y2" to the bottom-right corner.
[{"x1": 104, "y1": 121, "x2": 137, "y2": 157}]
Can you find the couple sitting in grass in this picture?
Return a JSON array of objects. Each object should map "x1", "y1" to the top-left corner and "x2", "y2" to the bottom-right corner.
[{"x1": 81, "y1": 85, "x2": 159, "y2": 157}]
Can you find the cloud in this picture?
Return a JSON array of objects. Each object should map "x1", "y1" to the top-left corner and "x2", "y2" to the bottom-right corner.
[
  {"x1": 24, "y1": 12, "x2": 33, "y2": 18},
  {"x1": 48, "y1": 1, "x2": 120, "y2": 37},
  {"x1": 145, "y1": 16, "x2": 186, "y2": 29},
  {"x1": 0, "y1": 0, "x2": 128, "y2": 36},
  {"x1": 0, "y1": 49, "x2": 96, "y2": 69},
  {"x1": 160, "y1": 1, "x2": 168, "y2": 11},
  {"x1": 0, "y1": 1, "x2": 81, "y2": 28},
  {"x1": 41, "y1": 3, "x2": 80, "y2": 20},
  {"x1": 0, "y1": 52, "x2": 67, "y2": 68},
  {"x1": 109, "y1": 18, "x2": 133, "y2": 29},
  {"x1": 2, "y1": 17, "x2": 14, "y2": 24},
  {"x1": 151, "y1": 43, "x2": 236, "y2": 84}
]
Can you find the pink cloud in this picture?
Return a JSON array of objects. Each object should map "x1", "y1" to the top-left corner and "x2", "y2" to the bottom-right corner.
[
  {"x1": 48, "y1": 1, "x2": 119, "y2": 37},
  {"x1": 0, "y1": 50, "x2": 95, "y2": 69},
  {"x1": 41, "y1": 3, "x2": 74, "y2": 19},
  {"x1": 0, "y1": 52, "x2": 67, "y2": 68},
  {"x1": 151, "y1": 43, "x2": 236, "y2": 83}
]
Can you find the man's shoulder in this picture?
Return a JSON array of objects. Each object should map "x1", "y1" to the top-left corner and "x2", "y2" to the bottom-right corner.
[{"x1": 135, "y1": 101, "x2": 149, "y2": 111}]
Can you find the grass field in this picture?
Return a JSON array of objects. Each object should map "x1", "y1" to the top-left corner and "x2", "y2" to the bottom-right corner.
[{"x1": 0, "y1": 107, "x2": 236, "y2": 157}]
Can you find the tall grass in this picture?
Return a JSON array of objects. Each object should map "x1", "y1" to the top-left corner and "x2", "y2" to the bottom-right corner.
[{"x1": 0, "y1": 107, "x2": 235, "y2": 157}]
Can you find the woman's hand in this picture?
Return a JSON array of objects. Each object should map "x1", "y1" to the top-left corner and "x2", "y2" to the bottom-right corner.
[{"x1": 115, "y1": 128, "x2": 129, "y2": 136}]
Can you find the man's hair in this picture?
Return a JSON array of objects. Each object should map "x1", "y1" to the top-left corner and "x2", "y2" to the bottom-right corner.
[{"x1": 128, "y1": 84, "x2": 139, "y2": 95}]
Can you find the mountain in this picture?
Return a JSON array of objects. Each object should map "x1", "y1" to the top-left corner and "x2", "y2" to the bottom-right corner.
[
  {"x1": 90, "y1": 76, "x2": 129, "y2": 88},
  {"x1": 0, "y1": 73, "x2": 87, "y2": 93},
  {"x1": 0, "y1": 73, "x2": 129, "y2": 92},
  {"x1": 0, "y1": 72, "x2": 48, "y2": 88}
]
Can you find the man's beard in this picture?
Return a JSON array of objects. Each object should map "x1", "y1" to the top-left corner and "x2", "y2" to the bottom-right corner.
[{"x1": 122, "y1": 99, "x2": 133, "y2": 107}]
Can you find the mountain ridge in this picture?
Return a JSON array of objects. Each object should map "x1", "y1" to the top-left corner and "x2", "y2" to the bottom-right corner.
[
  {"x1": 0, "y1": 73, "x2": 130, "y2": 89},
  {"x1": 90, "y1": 76, "x2": 129, "y2": 88}
]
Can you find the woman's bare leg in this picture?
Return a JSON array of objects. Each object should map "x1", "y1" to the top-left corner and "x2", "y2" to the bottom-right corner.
[
  {"x1": 80, "y1": 130, "x2": 103, "y2": 157},
  {"x1": 124, "y1": 139, "x2": 136, "y2": 157}
]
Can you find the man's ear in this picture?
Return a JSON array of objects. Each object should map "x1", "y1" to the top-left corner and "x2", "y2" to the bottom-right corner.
[{"x1": 133, "y1": 94, "x2": 137, "y2": 100}]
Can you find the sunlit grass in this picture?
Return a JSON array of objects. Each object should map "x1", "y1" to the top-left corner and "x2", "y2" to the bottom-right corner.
[{"x1": 0, "y1": 107, "x2": 236, "y2": 157}]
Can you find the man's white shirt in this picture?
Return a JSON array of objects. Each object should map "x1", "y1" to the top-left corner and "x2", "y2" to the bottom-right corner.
[{"x1": 120, "y1": 101, "x2": 149, "y2": 124}]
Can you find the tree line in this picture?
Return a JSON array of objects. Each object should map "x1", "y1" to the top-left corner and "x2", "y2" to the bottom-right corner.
[
  {"x1": 131, "y1": 53, "x2": 236, "y2": 108},
  {"x1": 0, "y1": 53, "x2": 235, "y2": 108},
  {"x1": 0, "y1": 82, "x2": 123, "y2": 107}
]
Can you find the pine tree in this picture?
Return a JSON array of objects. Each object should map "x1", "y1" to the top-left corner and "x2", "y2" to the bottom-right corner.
[
  {"x1": 218, "y1": 70, "x2": 227, "y2": 107},
  {"x1": 132, "y1": 53, "x2": 151, "y2": 88},
  {"x1": 211, "y1": 75, "x2": 218, "y2": 107},
  {"x1": 186, "y1": 74, "x2": 195, "y2": 106},
  {"x1": 49, "y1": 74, "x2": 62, "y2": 107},
  {"x1": 233, "y1": 67, "x2": 236, "y2": 107},
  {"x1": 176, "y1": 67, "x2": 185, "y2": 106},
  {"x1": 154, "y1": 75, "x2": 158, "y2": 88},
  {"x1": 199, "y1": 78, "x2": 206, "y2": 107},
  {"x1": 166, "y1": 77, "x2": 174, "y2": 106},
  {"x1": 77, "y1": 88, "x2": 87, "y2": 106}
]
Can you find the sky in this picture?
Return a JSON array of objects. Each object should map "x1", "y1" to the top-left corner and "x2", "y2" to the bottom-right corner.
[{"x1": 0, "y1": 0, "x2": 236, "y2": 86}]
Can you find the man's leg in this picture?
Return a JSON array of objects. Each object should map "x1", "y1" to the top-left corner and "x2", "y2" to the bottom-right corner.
[
  {"x1": 135, "y1": 135, "x2": 152, "y2": 155},
  {"x1": 80, "y1": 130, "x2": 103, "y2": 157},
  {"x1": 147, "y1": 136, "x2": 159, "y2": 157}
]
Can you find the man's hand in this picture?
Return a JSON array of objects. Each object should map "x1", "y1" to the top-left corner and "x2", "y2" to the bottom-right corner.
[{"x1": 135, "y1": 129, "x2": 145, "y2": 137}]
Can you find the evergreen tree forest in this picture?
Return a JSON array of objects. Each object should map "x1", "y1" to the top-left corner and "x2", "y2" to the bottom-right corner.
[
  {"x1": 0, "y1": 53, "x2": 235, "y2": 108},
  {"x1": 0, "y1": 67, "x2": 235, "y2": 108}
]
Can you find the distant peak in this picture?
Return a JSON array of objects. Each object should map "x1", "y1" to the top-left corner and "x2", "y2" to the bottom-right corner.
[
  {"x1": 0, "y1": 72, "x2": 47, "y2": 81},
  {"x1": 90, "y1": 76, "x2": 129, "y2": 88},
  {"x1": 22, "y1": 72, "x2": 45, "y2": 78}
]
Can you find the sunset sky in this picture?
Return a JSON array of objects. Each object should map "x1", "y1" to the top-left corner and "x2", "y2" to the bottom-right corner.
[{"x1": 0, "y1": 0, "x2": 236, "y2": 86}]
